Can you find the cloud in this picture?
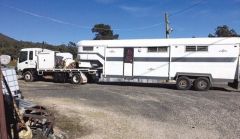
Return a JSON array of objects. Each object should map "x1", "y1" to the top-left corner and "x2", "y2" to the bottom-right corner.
[
  {"x1": 120, "y1": 5, "x2": 150, "y2": 12},
  {"x1": 95, "y1": 0, "x2": 117, "y2": 4},
  {"x1": 0, "y1": 3, "x2": 91, "y2": 29},
  {"x1": 119, "y1": 5, "x2": 153, "y2": 17}
]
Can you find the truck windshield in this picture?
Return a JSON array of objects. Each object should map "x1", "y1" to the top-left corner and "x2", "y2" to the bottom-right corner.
[{"x1": 19, "y1": 51, "x2": 28, "y2": 63}]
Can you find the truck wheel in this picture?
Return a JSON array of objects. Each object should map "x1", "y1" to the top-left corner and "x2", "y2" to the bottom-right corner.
[
  {"x1": 176, "y1": 76, "x2": 191, "y2": 90},
  {"x1": 71, "y1": 74, "x2": 81, "y2": 84},
  {"x1": 194, "y1": 77, "x2": 211, "y2": 91},
  {"x1": 23, "y1": 71, "x2": 34, "y2": 82}
]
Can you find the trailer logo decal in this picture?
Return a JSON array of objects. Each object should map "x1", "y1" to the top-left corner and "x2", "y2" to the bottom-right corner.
[{"x1": 219, "y1": 49, "x2": 227, "y2": 53}]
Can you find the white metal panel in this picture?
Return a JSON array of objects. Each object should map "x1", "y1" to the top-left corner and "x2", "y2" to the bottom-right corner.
[
  {"x1": 124, "y1": 63, "x2": 133, "y2": 76},
  {"x1": 105, "y1": 62, "x2": 123, "y2": 75},
  {"x1": 105, "y1": 48, "x2": 124, "y2": 76},
  {"x1": 38, "y1": 51, "x2": 55, "y2": 70},
  {"x1": 133, "y1": 62, "x2": 169, "y2": 77},
  {"x1": 133, "y1": 47, "x2": 169, "y2": 77}
]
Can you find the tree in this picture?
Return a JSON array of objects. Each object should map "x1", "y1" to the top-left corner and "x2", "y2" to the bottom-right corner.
[
  {"x1": 67, "y1": 41, "x2": 78, "y2": 59},
  {"x1": 208, "y1": 25, "x2": 240, "y2": 37},
  {"x1": 92, "y1": 24, "x2": 119, "y2": 40}
]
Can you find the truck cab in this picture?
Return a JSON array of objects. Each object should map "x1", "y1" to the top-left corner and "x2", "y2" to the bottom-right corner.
[{"x1": 17, "y1": 48, "x2": 52, "y2": 80}]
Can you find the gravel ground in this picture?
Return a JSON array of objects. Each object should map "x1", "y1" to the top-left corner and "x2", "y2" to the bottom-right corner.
[{"x1": 19, "y1": 80, "x2": 240, "y2": 139}]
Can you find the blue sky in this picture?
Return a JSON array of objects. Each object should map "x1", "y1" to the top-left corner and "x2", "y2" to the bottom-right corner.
[{"x1": 0, "y1": 0, "x2": 239, "y2": 45}]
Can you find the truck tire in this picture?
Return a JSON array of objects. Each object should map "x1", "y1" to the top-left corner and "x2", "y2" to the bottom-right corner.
[
  {"x1": 193, "y1": 77, "x2": 211, "y2": 91},
  {"x1": 23, "y1": 71, "x2": 34, "y2": 82},
  {"x1": 176, "y1": 76, "x2": 191, "y2": 90},
  {"x1": 71, "y1": 74, "x2": 81, "y2": 84}
]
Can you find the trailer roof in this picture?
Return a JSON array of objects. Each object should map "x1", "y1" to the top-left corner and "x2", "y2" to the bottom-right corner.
[{"x1": 78, "y1": 37, "x2": 240, "y2": 47}]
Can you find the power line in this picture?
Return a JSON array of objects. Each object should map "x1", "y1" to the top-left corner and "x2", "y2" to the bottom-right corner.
[
  {"x1": 0, "y1": 3, "x2": 162, "y2": 31},
  {"x1": 170, "y1": 0, "x2": 205, "y2": 17},
  {"x1": 0, "y1": 1, "x2": 206, "y2": 37}
]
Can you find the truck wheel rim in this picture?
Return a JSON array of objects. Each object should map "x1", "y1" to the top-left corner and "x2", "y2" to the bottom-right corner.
[
  {"x1": 25, "y1": 74, "x2": 31, "y2": 80},
  {"x1": 179, "y1": 80, "x2": 187, "y2": 88},
  {"x1": 73, "y1": 76, "x2": 79, "y2": 83},
  {"x1": 198, "y1": 80, "x2": 207, "y2": 89}
]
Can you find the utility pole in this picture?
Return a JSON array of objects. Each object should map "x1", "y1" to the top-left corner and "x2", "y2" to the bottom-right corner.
[
  {"x1": 165, "y1": 12, "x2": 172, "y2": 81},
  {"x1": 165, "y1": 12, "x2": 172, "y2": 38}
]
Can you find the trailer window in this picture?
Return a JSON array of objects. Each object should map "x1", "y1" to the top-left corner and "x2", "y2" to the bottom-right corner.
[
  {"x1": 83, "y1": 46, "x2": 94, "y2": 51},
  {"x1": 124, "y1": 48, "x2": 134, "y2": 63},
  {"x1": 148, "y1": 47, "x2": 168, "y2": 52},
  {"x1": 148, "y1": 47, "x2": 157, "y2": 52},
  {"x1": 158, "y1": 47, "x2": 168, "y2": 52},
  {"x1": 29, "y1": 51, "x2": 33, "y2": 60},
  {"x1": 197, "y1": 46, "x2": 208, "y2": 51},
  {"x1": 186, "y1": 46, "x2": 196, "y2": 52},
  {"x1": 186, "y1": 46, "x2": 208, "y2": 52},
  {"x1": 19, "y1": 51, "x2": 28, "y2": 63}
]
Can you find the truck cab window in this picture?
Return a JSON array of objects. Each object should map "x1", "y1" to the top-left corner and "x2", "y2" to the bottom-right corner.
[
  {"x1": 29, "y1": 51, "x2": 33, "y2": 60},
  {"x1": 19, "y1": 51, "x2": 28, "y2": 63}
]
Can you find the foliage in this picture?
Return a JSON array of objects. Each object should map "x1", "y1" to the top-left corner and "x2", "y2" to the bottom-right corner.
[
  {"x1": 92, "y1": 24, "x2": 119, "y2": 40},
  {"x1": 0, "y1": 33, "x2": 78, "y2": 60},
  {"x1": 208, "y1": 25, "x2": 240, "y2": 37}
]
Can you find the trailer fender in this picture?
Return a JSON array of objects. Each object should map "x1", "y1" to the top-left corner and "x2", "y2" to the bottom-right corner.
[{"x1": 174, "y1": 72, "x2": 213, "y2": 85}]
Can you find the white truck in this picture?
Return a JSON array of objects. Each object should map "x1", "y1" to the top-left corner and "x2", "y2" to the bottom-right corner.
[
  {"x1": 17, "y1": 48, "x2": 97, "y2": 84},
  {"x1": 77, "y1": 37, "x2": 240, "y2": 91}
]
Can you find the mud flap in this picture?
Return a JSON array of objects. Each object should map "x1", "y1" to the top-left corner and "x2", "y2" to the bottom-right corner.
[{"x1": 80, "y1": 72, "x2": 88, "y2": 84}]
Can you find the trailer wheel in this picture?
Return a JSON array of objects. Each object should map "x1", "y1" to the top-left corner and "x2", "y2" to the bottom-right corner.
[
  {"x1": 71, "y1": 74, "x2": 81, "y2": 84},
  {"x1": 194, "y1": 77, "x2": 211, "y2": 91},
  {"x1": 176, "y1": 76, "x2": 191, "y2": 90},
  {"x1": 23, "y1": 71, "x2": 34, "y2": 82}
]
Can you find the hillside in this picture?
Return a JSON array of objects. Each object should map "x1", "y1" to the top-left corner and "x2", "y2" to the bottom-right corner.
[
  {"x1": 0, "y1": 33, "x2": 16, "y2": 42},
  {"x1": 0, "y1": 33, "x2": 77, "y2": 60}
]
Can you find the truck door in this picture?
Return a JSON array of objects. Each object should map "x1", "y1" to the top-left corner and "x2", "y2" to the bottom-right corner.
[
  {"x1": 17, "y1": 51, "x2": 28, "y2": 71},
  {"x1": 28, "y1": 50, "x2": 36, "y2": 69},
  {"x1": 123, "y1": 48, "x2": 134, "y2": 77}
]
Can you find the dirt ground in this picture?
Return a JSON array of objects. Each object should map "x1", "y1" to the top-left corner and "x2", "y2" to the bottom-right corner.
[{"x1": 19, "y1": 80, "x2": 240, "y2": 139}]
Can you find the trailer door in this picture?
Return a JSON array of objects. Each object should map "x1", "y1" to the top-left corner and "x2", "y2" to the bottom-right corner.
[{"x1": 123, "y1": 48, "x2": 134, "y2": 77}]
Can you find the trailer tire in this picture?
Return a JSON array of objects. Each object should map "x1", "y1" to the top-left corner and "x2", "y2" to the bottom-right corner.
[
  {"x1": 23, "y1": 71, "x2": 34, "y2": 82},
  {"x1": 176, "y1": 76, "x2": 191, "y2": 90},
  {"x1": 194, "y1": 77, "x2": 210, "y2": 91},
  {"x1": 71, "y1": 74, "x2": 81, "y2": 84}
]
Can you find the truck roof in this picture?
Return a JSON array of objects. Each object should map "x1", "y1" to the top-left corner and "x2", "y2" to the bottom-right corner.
[
  {"x1": 20, "y1": 48, "x2": 52, "y2": 52},
  {"x1": 77, "y1": 37, "x2": 240, "y2": 47}
]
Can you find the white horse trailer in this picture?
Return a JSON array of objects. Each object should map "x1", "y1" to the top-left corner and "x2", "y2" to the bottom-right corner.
[{"x1": 77, "y1": 37, "x2": 240, "y2": 91}]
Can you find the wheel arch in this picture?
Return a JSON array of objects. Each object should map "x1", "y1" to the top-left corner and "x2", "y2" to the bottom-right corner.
[
  {"x1": 22, "y1": 68, "x2": 37, "y2": 75},
  {"x1": 174, "y1": 72, "x2": 213, "y2": 85}
]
